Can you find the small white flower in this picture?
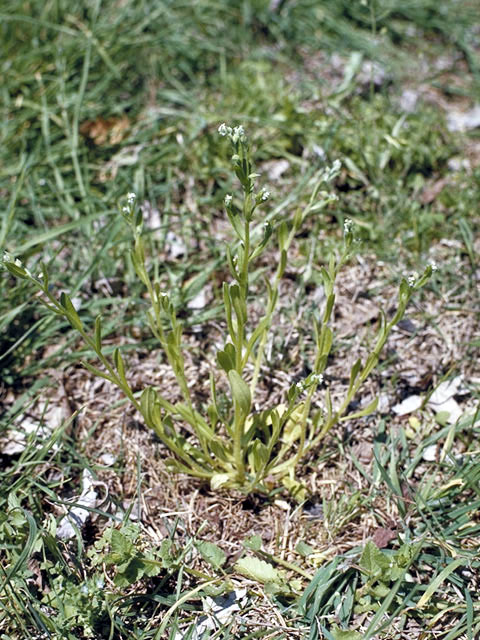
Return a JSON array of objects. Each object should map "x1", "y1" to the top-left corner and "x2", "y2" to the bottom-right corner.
[
  {"x1": 233, "y1": 125, "x2": 245, "y2": 138},
  {"x1": 224, "y1": 194, "x2": 233, "y2": 206},
  {"x1": 122, "y1": 206, "x2": 129, "y2": 214},
  {"x1": 127, "y1": 192, "x2": 136, "y2": 204},
  {"x1": 296, "y1": 381, "x2": 304, "y2": 391},
  {"x1": 38, "y1": 178, "x2": 46, "y2": 186},
  {"x1": 218, "y1": 123, "x2": 230, "y2": 136},
  {"x1": 407, "y1": 273, "x2": 416, "y2": 287},
  {"x1": 430, "y1": 261, "x2": 438, "y2": 272},
  {"x1": 261, "y1": 189, "x2": 270, "y2": 201},
  {"x1": 344, "y1": 218, "x2": 353, "y2": 233},
  {"x1": 312, "y1": 373, "x2": 324, "y2": 384},
  {"x1": 332, "y1": 159, "x2": 342, "y2": 172}
]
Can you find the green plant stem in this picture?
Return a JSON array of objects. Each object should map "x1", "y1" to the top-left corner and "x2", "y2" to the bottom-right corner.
[
  {"x1": 249, "y1": 224, "x2": 296, "y2": 394},
  {"x1": 43, "y1": 288, "x2": 141, "y2": 413},
  {"x1": 232, "y1": 409, "x2": 245, "y2": 485}
]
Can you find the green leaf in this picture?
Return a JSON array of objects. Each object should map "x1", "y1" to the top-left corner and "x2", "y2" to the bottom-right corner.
[
  {"x1": 416, "y1": 557, "x2": 465, "y2": 609},
  {"x1": 60, "y1": 292, "x2": 83, "y2": 331},
  {"x1": 80, "y1": 360, "x2": 115, "y2": 384},
  {"x1": 106, "y1": 529, "x2": 135, "y2": 566},
  {"x1": 243, "y1": 534, "x2": 262, "y2": 551},
  {"x1": 94, "y1": 315, "x2": 102, "y2": 353},
  {"x1": 331, "y1": 628, "x2": 363, "y2": 640},
  {"x1": 235, "y1": 557, "x2": 281, "y2": 584},
  {"x1": 359, "y1": 541, "x2": 391, "y2": 578},
  {"x1": 324, "y1": 293, "x2": 335, "y2": 323},
  {"x1": 226, "y1": 206, "x2": 245, "y2": 240},
  {"x1": 349, "y1": 358, "x2": 362, "y2": 389},
  {"x1": 217, "y1": 344, "x2": 236, "y2": 372},
  {"x1": 114, "y1": 347, "x2": 127, "y2": 384},
  {"x1": 320, "y1": 325, "x2": 333, "y2": 355},
  {"x1": 197, "y1": 541, "x2": 226, "y2": 569},
  {"x1": 248, "y1": 439, "x2": 269, "y2": 473},
  {"x1": 278, "y1": 249, "x2": 287, "y2": 278},
  {"x1": 228, "y1": 370, "x2": 251, "y2": 416},
  {"x1": 4, "y1": 261, "x2": 29, "y2": 280},
  {"x1": 277, "y1": 221, "x2": 288, "y2": 251},
  {"x1": 209, "y1": 439, "x2": 231, "y2": 463},
  {"x1": 340, "y1": 397, "x2": 378, "y2": 421},
  {"x1": 210, "y1": 473, "x2": 233, "y2": 490},
  {"x1": 295, "y1": 541, "x2": 314, "y2": 557}
]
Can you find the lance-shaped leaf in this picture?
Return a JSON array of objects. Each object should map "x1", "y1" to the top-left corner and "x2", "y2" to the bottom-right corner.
[
  {"x1": 277, "y1": 220, "x2": 288, "y2": 251},
  {"x1": 60, "y1": 293, "x2": 83, "y2": 331},
  {"x1": 113, "y1": 347, "x2": 128, "y2": 386},
  {"x1": 40, "y1": 262, "x2": 49, "y2": 289},
  {"x1": 94, "y1": 315, "x2": 102, "y2": 353},
  {"x1": 81, "y1": 361, "x2": 115, "y2": 384},
  {"x1": 226, "y1": 206, "x2": 245, "y2": 241},
  {"x1": 228, "y1": 370, "x2": 251, "y2": 416},
  {"x1": 340, "y1": 396, "x2": 378, "y2": 421},
  {"x1": 3, "y1": 261, "x2": 29, "y2": 280}
]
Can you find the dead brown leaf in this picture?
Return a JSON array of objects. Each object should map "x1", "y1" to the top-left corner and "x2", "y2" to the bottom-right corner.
[
  {"x1": 79, "y1": 115, "x2": 130, "y2": 145},
  {"x1": 372, "y1": 527, "x2": 397, "y2": 549}
]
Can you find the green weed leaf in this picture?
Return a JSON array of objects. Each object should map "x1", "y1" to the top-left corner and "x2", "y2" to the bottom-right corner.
[
  {"x1": 235, "y1": 557, "x2": 280, "y2": 584},
  {"x1": 228, "y1": 370, "x2": 251, "y2": 416},
  {"x1": 60, "y1": 293, "x2": 83, "y2": 331},
  {"x1": 197, "y1": 541, "x2": 226, "y2": 569}
]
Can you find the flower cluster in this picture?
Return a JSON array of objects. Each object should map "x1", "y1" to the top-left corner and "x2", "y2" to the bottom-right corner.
[
  {"x1": 295, "y1": 373, "x2": 324, "y2": 393},
  {"x1": 218, "y1": 123, "x2": 246, "y2": 143},
  {"x1": 122, "y1": 192, "x2": 137, "y2": 215},
  {"x1": 407, "y1": 272, "x2": 418, "y2": 287}
]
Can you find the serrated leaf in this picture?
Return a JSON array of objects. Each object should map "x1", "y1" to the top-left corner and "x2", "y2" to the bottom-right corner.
[
  {"x1": 359, "y1": 541, "x2": 391, "y2": 577},
  {"x1": 235, "y1": 557, "x2": 280, "y2": 584},
  {"x1": 108, "y1": 529, "x2": 134, "y2": 563}
]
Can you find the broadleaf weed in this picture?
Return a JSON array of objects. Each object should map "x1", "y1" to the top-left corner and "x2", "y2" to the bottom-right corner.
[{"x1": 2, "y1": 127, "x2": 436, "y2": 494}]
